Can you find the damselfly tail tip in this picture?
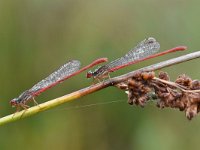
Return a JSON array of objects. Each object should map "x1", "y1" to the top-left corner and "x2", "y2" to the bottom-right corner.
[
  {"x1": 177, "y1": 46, "x2": 187, "y2": 51},
  {"x1": 169, "y1": 46, "x2": 187, "y2": 53},
  {"x1": 93, "y1": 58, "x2": 108, "y2": 64}
]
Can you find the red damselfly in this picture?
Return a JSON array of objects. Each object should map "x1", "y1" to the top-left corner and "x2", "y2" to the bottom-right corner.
[
  {"x1": 86, "y1": 37, "x2": 187, "y2": 81},
  {"x1": 10, "y1": 58, "x2": 108, "y2": 111}
]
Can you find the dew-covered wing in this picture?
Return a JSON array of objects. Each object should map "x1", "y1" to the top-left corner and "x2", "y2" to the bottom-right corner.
[
  {"x1": 104, "y1": 37, "x2": 160, "y2": 70},
  {"x1": 29, "y1": 60, "x2": 81, "y2": 94}
]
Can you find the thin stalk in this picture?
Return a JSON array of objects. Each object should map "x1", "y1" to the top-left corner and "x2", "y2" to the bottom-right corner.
[{"x1": 0, "y1": 51, "x2": 199, "y2": 126}]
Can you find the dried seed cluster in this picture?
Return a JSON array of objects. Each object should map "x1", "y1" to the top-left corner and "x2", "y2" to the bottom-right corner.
[{"x1": 116, "y1": 71, "x2": 200, "y2": 120}]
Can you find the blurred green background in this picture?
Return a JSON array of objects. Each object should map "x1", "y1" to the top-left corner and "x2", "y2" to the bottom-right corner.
[{"x1": 0, "y1": 0, "x2": 200, "y2": 150}]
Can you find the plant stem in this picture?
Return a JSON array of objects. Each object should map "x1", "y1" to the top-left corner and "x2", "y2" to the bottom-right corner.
[{"x1": 0, "y1": 51, "x2": 199, "y2": 126}]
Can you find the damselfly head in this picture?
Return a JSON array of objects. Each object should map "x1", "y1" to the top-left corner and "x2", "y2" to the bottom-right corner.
[
  {"x1": 10, "y1": 98, "x2": 18, "y2": 107},
  {"x1": 86, "y1": 71, "x2": 93, "y2": 78}
]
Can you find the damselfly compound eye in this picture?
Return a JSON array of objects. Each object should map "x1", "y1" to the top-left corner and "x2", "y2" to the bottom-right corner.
[{"x1": 86, "y1": 71, "x2": 93, "y2": 78}]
